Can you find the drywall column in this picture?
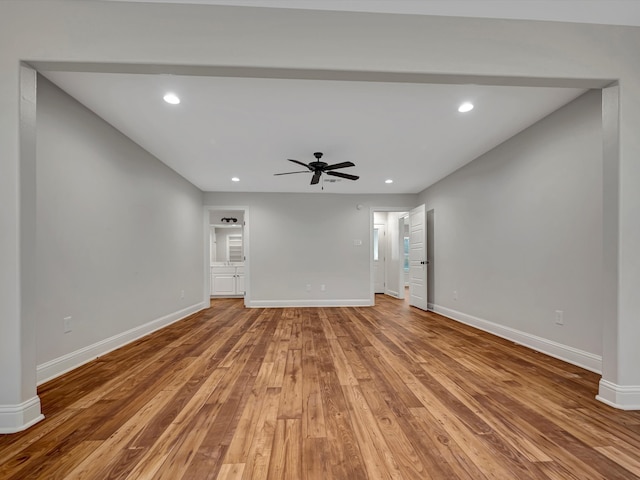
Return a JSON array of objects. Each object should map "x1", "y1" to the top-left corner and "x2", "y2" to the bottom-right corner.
[
  {"x1": 599, "y1": 84, "x2": 621, "y2": 403},
  {"x1": 598, "y1": 84, "x2": 640, "y2": 409},
  {"x1": 0, "y1": 64, "x2": 43, "y2": 433}
]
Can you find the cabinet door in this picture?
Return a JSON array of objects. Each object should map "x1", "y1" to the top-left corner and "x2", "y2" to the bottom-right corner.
[
  {"x1": 212, "y1": 274, "x2": 236, "y2": 295},
  {"x1": 236, "y1": 274, "x2": 245, "y2": 295}
]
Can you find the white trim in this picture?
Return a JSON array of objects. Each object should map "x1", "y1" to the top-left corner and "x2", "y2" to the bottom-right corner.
[
  {"x1": 247, "y1": 299, "x2": 372, "y2": 308},
  {"x1": 597, "y1": 379, "x2": 640, "y2": 410},
  {"x1": 36, "y1": 301, "x2": 207, "y2": 385},
  {"x1": 0, "y1": 396, "x2": 45, "y2": 434},
  {"x1": 430, "y1": 304, "x2": 602, "y2": 374}
]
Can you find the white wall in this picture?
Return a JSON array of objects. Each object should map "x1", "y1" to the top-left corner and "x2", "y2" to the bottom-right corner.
[
  {"x1": 205, "y1": 192, "x2": 416, "y2": 306},
  {"x1": 419, "y1": 90, "x2": 603, "y2": 367},
  {"x1": 35, "y1": 77, "x2": 205, "y2": 380},
  {"x1": 373, "y1": 211, "x2": 387, "y2": 224}
]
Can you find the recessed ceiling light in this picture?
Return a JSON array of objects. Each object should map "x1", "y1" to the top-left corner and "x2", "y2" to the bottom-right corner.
[
  {"x1": 163, "y1": 93, "x2": 180, "y2": 105},
  {"x1": 385, "y1": 179, "x2": 393, "y2": 184},
  {"x1": 458, "y1": 102, "x2": 474, "y2": 113},
  {"x1": 231, "y1": 177, "x2": 240, "y2": 182}
]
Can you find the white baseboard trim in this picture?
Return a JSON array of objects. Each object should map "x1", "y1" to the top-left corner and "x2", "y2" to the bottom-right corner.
[
  {"x1": 597, "y1": 379, "x2": 640, "y2": 410},
  {"x1": 430, "y1": 304, "x2": 602, "y2": 374},
  {"x1": 0, "y1": 395, "x2": 45, "y2": 434},
  {"x1": 247, "y1": 299, "x2": 372, "y2": 308},
  {"x1": 384, "y1": 289, "x2": 402, "y2": 299},
  {"x1": 37, "y1": 301, "x2": 208, "y2": 385}
]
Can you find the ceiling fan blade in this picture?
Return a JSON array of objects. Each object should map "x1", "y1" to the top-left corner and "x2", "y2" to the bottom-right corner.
[
  {"x1": 288, "y1": 159, "x2": 312, "y2": 170},
  {"x1": 274, "y1": 171, "x2": 309, "y2": 176},
  {"x1": 311, "y1": 171, "x2": 322, "y2": 185},
  {"x1": 323, "y1": 161, "x2": 355, "y2": 171},
  {"x1": 326, "y1": 171, "x2": 359, "y2": 181}
]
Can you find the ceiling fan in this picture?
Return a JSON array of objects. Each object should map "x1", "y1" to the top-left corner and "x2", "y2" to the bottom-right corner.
[{"x1": 274, "y1": 152, "x2": 359, "y2": 185}]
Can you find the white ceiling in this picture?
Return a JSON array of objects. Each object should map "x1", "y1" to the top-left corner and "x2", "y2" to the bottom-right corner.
[
  {"x1": 42, "y1": 0, "x2": 637, "y2": 194},
  {"x1": 43, "y1": 71, "x2": 586, "y2": 193}
]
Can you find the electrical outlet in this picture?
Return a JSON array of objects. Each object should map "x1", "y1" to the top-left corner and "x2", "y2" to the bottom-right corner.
[
  {"x1": 306, "y1": 284, "x2": 311, "y2": 292},
  {"x1": 453, "y1": 290, "x2": 458, "y2": 301},
  {"x1": 320, "y1": 284, "x2": 326, "y2": 292},
  {"x1": 63, "y1": 316, "x2": 72, "y2": 333},
  {"x1": 180, "y1": 290, "x2": 185, "y2": 299},
  {"x1": 555, "y1": 310, "x2": 564, "y2": 325}
]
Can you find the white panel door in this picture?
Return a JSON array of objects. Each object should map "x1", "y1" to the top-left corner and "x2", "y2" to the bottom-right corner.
[
  {"x1": 409, "y1": 204, "x2": 428, "y2": 310},
  {"x1": 373, "y1": 224, "x2": 386, "y2": 293}
]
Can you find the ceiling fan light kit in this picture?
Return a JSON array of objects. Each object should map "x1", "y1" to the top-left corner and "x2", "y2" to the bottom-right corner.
[{"x1": 274, "y1": 151, "x2": 360, "y2": 187}]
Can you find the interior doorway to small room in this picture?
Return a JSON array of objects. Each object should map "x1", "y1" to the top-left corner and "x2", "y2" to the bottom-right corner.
[
  {"x1": 208, "y1": 208, "x2": 247, "y2": 301},
  {"x1": 372, "y1": 210, "x2": 409, "y2": 301},
  {"x1": 372, "y1": 206, "x2": 433, "y2": 310}
]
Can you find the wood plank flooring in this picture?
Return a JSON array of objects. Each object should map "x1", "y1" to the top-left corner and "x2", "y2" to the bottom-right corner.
[{"x1": 2, "y1": 295, "x2": 640, "y2": 479}]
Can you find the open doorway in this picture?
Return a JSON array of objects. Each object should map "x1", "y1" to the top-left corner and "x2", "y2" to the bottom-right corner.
[
  {"x1": 371, "y1": 206, "x2": 433, "y2": 309},
  {"x1": 207, "y1": 208, "x2": 249, "y2": 302},
  {"x1": 371, "y1": 209, "x2": 409, "y2": 303}
]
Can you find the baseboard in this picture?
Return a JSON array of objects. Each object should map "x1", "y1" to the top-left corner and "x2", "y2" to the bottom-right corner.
[
  {"x1": 37, "y1": 301, "x2": 208, "y2": 385},
  {"x1": 597, "y1": 379, "x2": 640, "y2": 410},
  {"x1": 247, "y1": 299, "x2": 372, "y2": 308},
  {"x1": 0, "y1": 396, "x2": 45, "y2": 434},
  {"x1": 430, "y1": 304, "x2": 602, "y2": 374},
  {"x1": 384, "y1": 289, "x2": 402, "y2": 299}
]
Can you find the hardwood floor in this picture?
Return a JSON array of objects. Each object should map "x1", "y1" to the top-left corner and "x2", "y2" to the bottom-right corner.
[{"x1": 2, "y1": 296, "x2": 640, "y2": 479}]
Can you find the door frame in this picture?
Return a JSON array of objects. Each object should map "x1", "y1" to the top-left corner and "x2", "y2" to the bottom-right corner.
[
  {"x1": 369, "y1": 206, "x2": 413, "y2": 305},
  {"x1": 204, "y1": 205, "x2": 250, "y2": 307}
]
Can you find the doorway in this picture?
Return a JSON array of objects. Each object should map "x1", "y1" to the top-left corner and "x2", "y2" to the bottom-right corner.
[
  {"x1": 371, "y1": 209, "x2": 409, "y2": 303},
  {"x1": 206, "y1": 208, "x2": 249, "y2": 304},
  {"x1": 371, "y1": 206, "x2": 430, "y2": 310}
]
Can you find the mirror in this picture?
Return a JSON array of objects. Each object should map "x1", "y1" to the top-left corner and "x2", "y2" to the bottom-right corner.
[{"x1": 210, "y1": 225, "x2": 243, "y2": 264}]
